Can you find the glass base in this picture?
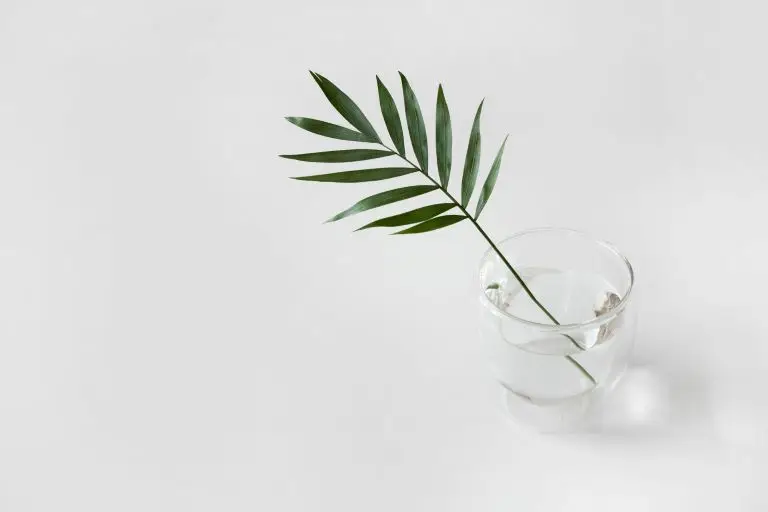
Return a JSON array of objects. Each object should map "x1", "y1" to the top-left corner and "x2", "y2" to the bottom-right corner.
[
  {"x1": 502, "y1": 386, "x2": 594, "y2": 433},
  {"x1": 500, "y1": 361, "x2": 630, "y2": 433}
]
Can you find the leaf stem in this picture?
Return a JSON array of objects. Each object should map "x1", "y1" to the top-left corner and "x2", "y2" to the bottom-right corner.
[{"x1": 380, "y1": 143, "x2": 597, "y2": 387}]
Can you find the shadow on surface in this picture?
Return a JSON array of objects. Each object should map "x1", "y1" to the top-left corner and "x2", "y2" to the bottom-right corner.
[{"x1": 575, "y1": 363, "x2": 712, "y2": 440}]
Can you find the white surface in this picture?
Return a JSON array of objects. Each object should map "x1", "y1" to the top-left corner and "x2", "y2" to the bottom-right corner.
[{"x1": 1, "y1": 0, "x2": 767, "y2": 510}]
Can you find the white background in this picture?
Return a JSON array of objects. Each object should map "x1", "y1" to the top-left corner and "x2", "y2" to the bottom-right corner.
[{"x1": 1, "y1": 0, "x2": 767, "y2": 510}]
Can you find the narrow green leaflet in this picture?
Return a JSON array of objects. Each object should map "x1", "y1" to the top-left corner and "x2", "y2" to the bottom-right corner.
[
  {"x1": 393, "y1": 214, "x2": 467, "y2": 234},
  {"x1": 326, "y1": 185, "x2": 438, "y2": 222},
  {"x1": 435, "y1": 85, "x2": 452, "y2": 188},
  {"x1": 356, "y1": 203, "x2": 455, "y2": 230},
  {"x1": 460, "y1": 101, "x2": 484, "y2": 208},
  {"x1": 376, "y1": 77, "x2": 405, "y2": 156},
  {"x1": 310, "y1": 72, "x2": 380, "y2": 143},
  {"x1": 291, "y1": 167, "x2": 416, "y2": 183},
  {"x1": 475, "y1": 135, "x2": 509, "y2": 218},
  {"x1": 280, "y1": 149, "x2": 393, "y2": 163},
  {"x1": 285, "y1": 117, "x2": 373, "y2": 142},
  {"x1": 399, "y1": 72, "x2": 429, "y2": 173}
]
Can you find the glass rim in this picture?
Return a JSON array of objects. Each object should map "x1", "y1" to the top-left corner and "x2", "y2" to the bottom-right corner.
[{"x1": 478, "y1": 227, "x2": 635, "y2": 331}]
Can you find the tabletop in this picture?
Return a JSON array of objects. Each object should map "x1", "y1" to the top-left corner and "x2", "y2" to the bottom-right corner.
[{"x1": 1, "y1": 0, "x2": 767, "y2": 510}]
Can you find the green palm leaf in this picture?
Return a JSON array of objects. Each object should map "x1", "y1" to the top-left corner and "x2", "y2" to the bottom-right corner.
[
  {"x1": 393, "y1": 214, "x2": 466, "y2": 234},
  {"x1": 435, "y1": 85, "x2": 452, "y2": 188},
  {"x1": 280, "y1": 149, "x2": 393, "y2": 163},
  {"x1": 461, "y1": 100, "x2": 484, "y2": 207},
  {"x1": 399, "y1": 72, "x2": 429, "y2": 173},
  {"x1": 356, "y1": 203, "x2": 455, "y2": 230},
  {"x1": 376, "y1": 77, "x2": 406, "y2": 156},
  {"x1": 282, "y1": 72, "x2": 598, "y2": 387},
  {"x1": 285, "y1": 117, "x2": 373, "y2": 142},
  {"x1": 310, "y1": 72, "x2": 380, "y2": 143},
  {"x1": 475, "y1": 135, "x2": 509, "y2": 218},
  {"x1": 327, "y1": 185, "x2": 438, "y2": 222},
  {"x1": 291, "y1": 167, "x2": 416, "y2": 183}
]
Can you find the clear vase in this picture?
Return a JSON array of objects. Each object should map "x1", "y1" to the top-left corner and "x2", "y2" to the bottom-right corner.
[{"x1": 478, "y1": 228, "x2": 637, "y2": 432}]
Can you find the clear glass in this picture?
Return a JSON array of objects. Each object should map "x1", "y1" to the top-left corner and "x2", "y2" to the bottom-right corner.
[{"x1": 478, "y1": 228, "x2": 637, "y2": 432}]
